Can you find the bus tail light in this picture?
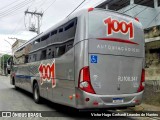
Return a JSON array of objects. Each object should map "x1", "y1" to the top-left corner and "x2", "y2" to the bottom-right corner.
[
  {"x1": 137, "y1": 69, "x2": 145, "y2": 92},
  {"x1": 78, "y1": 66, "x2": 96, "y2": 94},
  {"x1": 88, "y1": 7, "x2": 94, "y2": 12},
  {"x1": 135, "y1": 17, "x2": 139, "y2": 22}
]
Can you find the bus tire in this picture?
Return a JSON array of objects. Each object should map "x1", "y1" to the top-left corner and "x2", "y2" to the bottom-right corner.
[
  {"x1": 15, "y1": 85, "x2": 18, "y2": 90},
  {"x1": 13, "y1": 78, "x2": 18, "y2": 90},
  {"x1": 33, "y1": 82, "x2": 41, "y2": 104}
]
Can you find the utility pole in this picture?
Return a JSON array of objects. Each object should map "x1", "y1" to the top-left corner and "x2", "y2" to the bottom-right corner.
[
  {"x1": 4, "y1": 39, "x2": 12, "y2": 46},
  {"x1": 25, "y1": 9, "x2": 43, "y2": 34},
  {"x1": 5, "y1": 37, "x2": 18, "y2": 55}
]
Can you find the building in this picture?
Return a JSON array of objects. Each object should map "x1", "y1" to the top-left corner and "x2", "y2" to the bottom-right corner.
[
  {"x1": 95, "y1": 0, "x2": 160, "y2": 81},
  {"x1": 12, "y1": 39, "x2": 27, "y2": 54}
]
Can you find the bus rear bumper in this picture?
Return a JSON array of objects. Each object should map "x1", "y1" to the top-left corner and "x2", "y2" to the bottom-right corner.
[{"x1": 76, "y1": 90, "x2": 143, "y2": 109}]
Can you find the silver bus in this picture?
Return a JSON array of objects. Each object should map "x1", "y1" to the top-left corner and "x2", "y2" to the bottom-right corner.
[{"x1": 10, "y1": 8, "x2": 145, "y2": 109}]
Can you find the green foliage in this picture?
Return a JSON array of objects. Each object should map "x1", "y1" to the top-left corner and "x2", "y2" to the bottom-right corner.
[{"x1": 0, "y1": 54, "x2": 12, "y2": 69}]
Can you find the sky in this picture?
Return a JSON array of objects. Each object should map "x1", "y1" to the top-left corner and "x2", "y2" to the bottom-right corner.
[{"x1": 0, "y1": 0, "x2": 105, "y2": 54}]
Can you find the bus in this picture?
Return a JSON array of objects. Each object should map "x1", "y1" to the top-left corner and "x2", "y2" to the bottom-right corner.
[{"x1": 10, "y1": 8, "x2": 145, "y2": 109}]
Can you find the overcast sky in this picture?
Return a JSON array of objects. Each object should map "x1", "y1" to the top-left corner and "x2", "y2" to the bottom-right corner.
[{"x1": 0, "y1": 0, "x2": 105, "y2": 54}]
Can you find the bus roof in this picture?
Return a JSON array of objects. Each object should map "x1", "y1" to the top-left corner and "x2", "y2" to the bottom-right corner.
[{"x1": 15, "y1": 8, "x2": 135, "y2": 52}]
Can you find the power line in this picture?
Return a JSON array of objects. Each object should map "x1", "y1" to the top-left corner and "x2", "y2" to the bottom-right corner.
[
  {"x1": 0, "y1": 0, "x2": 21, "y2": 11},
  {"x1": 37, "y1": 0, "x2": 56, "y2": 28},
  {"x1": 11, "y1": 16, "x2": 24, "y2": 34},
  {"x1": 23, "y1": 0, "x2": 55, "y2": 24},
  {"x1": 0, "y1": 0, "x2": 34, "y2": 18},
  {"x1": 37, "y1": 0, "x2": 49, "y2": 10},
  {"x1": 9, "y1": 0, "x2": 37, "y2": 35},
  {"x1": 28, "y1": 0, "x2": 54, "y2": 12},
  {"x1": 0, "y1": 1, "x2": 36, "y2": 19},
  {"x1": 26, "y1": 0, "x2": 38, "y2": 10},
  {"x1": 25, "y1": 0, "x2": 46, "y2": 12},
  {"x1": 0, "y1": 0, "x2": 35, "y2": 19},
  {"x1": 43, "y1": 0, "x2": 57, "y2": 13},
  {"x1": 76, "y1": 0, "x2": 94, "y2": 11},
  {"x1": 66, "y1": 0, "x2": 86, "y2": 18},
  {"x1": 0, "y1": 0, "x2": 32, "y2": 14}
]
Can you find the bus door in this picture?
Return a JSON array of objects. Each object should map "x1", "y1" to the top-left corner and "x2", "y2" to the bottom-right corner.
[{"x1": 87, "y1": 10, "x2": 145, "y2": 96}]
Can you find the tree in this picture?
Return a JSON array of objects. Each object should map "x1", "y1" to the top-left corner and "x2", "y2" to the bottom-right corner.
[{"x1": 0, "y1": 54, "x2": 12, "y2": 75}]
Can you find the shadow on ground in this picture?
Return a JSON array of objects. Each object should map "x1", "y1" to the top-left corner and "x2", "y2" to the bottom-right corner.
[{"x1": 12, "y1": 87, "x2": 135, "y2": 119}]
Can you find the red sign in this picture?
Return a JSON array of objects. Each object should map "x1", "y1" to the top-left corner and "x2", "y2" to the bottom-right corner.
[
  {"x1": 104, "y1": 17, "x2": 134, "y2": 39},
  {"x1": 39, "y1": 63, "x2": 56, "y2": 88}
]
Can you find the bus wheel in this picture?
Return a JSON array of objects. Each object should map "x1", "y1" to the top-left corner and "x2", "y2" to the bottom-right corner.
[
  {"x1": 13, "y1": 78, "x2": 18, "y2": 90},
  {"x1": 15, "y1": 85, "x2": 18, "y2": 90},
  {"x1": 33, "y1": 83, "x2": 40, "y2": 103}
]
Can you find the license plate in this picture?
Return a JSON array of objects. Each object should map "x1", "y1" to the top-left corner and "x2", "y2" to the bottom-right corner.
[{"x1": 112, "y1": 98, "x2": 124, "y2": 103}]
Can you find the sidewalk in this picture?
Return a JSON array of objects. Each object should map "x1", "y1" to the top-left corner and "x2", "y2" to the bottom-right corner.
[
  {"x1": 122, "y1": 103, "x2": 160, "y2": 120},
  {"x1": 129, "y1": 103, "x2": 160, "y2": 111}
]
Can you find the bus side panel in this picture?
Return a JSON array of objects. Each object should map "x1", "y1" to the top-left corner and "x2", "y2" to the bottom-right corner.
[
  {"x1": 74, "y1": 40, "x2": 89, "y2": 108},
  {"x1": 26, "y1": 49, "x2": 76, "y2": 108},
  {"x1": 14, "y1": 65, "x2": 28, "y2": 90},
  {"x1": 13, "y1": 62, "x2": 40, "y2": 93},
  {"x1": 51, "y1": 48, "x2": 76, "y2": 107},
  {"x1": 13, "y1": 50, "x2": 76, "y2": 108}
]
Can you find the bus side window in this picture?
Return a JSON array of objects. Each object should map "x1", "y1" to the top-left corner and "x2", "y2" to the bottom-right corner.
[
  {"x1": 52, "y1": 51, "x2": 55, "y2": 58},
  {"x1": 66, "y1": 40, "x2": 74, "y2": 52},
  {"x1": 51, "y1": 30, "x2": 57, "y2": 36},
  {"x1": 49, "y1": 49, "x2": 51, "y2": 55},
  {"x1": 28, "y1": 55, "x2": 31, "y2": 63},
  {"x1": 65, "y1": 22, "x2": 74, "y2": 31},
  {"x1": 66, "y1": 44, "x2": 73, "y2": 52},
  {"x1": 34, "y1": 39, "x2": 40, "y2": 44},
  {"x1": 47, "y1": 48, "x2": 52, "y2": 59},
  {"x1": 25, "y1": 55, "x2": 29, "y2": 63},
  {"x1": 41, "y1": 34, "x2": 50, "y2": 42},
  {"x1": 56, "y1": 45, "x2": 66, "y2": 57},
  {"x1": 59, "y1": 28, "x2": 63, "y2": 33},
  {"x1": 33, "y1": 54, "x2": 37, "y2": 62},
  {"x1": 40, "y1": 50, "x2": 47, "y2": 60}
]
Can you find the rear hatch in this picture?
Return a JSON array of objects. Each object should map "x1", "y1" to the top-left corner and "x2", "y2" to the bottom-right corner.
[{"x1": 88, "y1": 9, "x2": 145, "y2": 95}]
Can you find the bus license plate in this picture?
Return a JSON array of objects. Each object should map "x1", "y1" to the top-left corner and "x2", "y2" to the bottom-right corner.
[{"x1": 112, "y1": 98, "x2": 124, "y2": 103}]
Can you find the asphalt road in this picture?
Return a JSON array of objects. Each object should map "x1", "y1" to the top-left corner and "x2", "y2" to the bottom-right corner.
[{"x1": 0, "y1": 75, "x2": 137, "y2": 120}]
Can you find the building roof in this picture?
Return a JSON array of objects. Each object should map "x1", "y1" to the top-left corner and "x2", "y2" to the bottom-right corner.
[
  {"x1": 12, "y1": 39, "x2": 27, "y2": 48},
  {"x1": 95, "y1": 0, "x2": 155, "y2": 10}
]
